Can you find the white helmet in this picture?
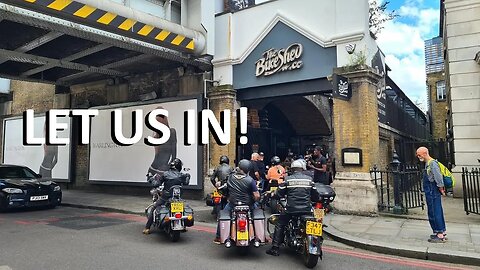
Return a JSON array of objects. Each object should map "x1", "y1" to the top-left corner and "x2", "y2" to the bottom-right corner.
[{"x1": 291, "y1": 159, "x2": 306, "y2": 170}]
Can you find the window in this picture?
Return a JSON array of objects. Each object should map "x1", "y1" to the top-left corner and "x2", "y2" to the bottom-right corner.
[{"x1": 436, "y1": 80, "x2": 446, "y2": 101}]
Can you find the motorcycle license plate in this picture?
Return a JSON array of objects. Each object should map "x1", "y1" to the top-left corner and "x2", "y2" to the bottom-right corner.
[
  {"x1": 170, "y1": 202, "x2": 184, "y2": 213},
  {"x1": 269, "y1": 187, "x2": 278, "y2": 192},
  {"x1": 213, "y1": 190, "x2": 221, "y2": 197},
  {"x1": 237, "y1": 231, "x2": 249, "y2": 241},
  {"x1": 306, "y1": 221, "x2": 323, "y2": 236},
  {"x1": 313, "y1": 208, "x2": 325, "y2": 219}
]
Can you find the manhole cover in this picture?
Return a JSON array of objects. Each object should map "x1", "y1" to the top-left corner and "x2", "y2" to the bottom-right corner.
[{"x1": 48, "y1": 216, "x2": 131, "y2": 230}]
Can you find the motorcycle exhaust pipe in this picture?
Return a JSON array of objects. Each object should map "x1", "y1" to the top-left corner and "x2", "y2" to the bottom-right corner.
[{"x1": 225, "y1": 240, "x2": 232, "y2": 248}]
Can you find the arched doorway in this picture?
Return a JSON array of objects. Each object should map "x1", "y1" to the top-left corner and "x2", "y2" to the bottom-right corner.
[{"x1": 239, "y1": 95, "x2": 332, "y2": 161}]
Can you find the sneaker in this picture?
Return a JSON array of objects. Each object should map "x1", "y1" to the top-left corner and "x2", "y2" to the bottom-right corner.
[
  {"x1": 213, "y1": 237, "x2": 221, "y2": 245},
  {"x1": 142, "y1": 229, "x2": 150, "y2": 235},
  {"x1": 428, "y1": 235, "x2": 446, "y2": 243},
  {"x1": 266, "y1": 247, "x2": 280, "y2": 256}
]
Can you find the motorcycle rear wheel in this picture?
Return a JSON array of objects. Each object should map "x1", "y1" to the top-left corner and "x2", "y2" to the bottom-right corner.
[
  {"x1": 303, "y1": 246, "x2": 319, "y2": 268},
  {"x1": 169, "y1": 229, "x2": 181, "y2": 242}
]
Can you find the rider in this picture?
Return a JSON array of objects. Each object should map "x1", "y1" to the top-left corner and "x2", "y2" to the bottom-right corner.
[
  {"x1": 266, "y1": 156, "x2": 286, "y2": 186},
  {"x1": 213, "y1": 159, "x2": 260, "y2": 244},
  {"x1": 266, "y1": 159, "x2": 320, "y2": 256},
  {"x1": 210, "y1": 155, "x2": 233, "y2": 188},
  {"x1": 143, "y1": 158, "x2": 190, "y2": 235}
]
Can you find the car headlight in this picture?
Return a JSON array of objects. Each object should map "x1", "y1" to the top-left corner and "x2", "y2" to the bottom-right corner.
[
  {"x1": 53, "y1": 186, "x2": 61, "y2": 192},
  {"x1": 2, "y1": 188, "x2": 24, "y2": 194}
]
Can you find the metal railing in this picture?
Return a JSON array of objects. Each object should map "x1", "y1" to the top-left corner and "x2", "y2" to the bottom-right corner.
[
  {"x1": 462, "y1": 167, "x2": 480, "y2": 215},
  {"x1": 371, "y1": 153, "x2": 424, "y2": 214}
]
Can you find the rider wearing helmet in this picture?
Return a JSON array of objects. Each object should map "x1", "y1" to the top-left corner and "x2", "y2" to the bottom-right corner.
[
  {"x1": 210, "y1": 155, "x2": 233, "y2": 188},
  {"x1": 267, "y1": 156, "x2": 286, "y2": 185},
  {"x1": 143, "y1": 158, "x2": 190, "y2": 235},
  {"x1": 213, "y1": 159, "x2": 260, "y2": 244},
  {"x1": 266, "y1": 159, "x2": 320, "y2": 256}
]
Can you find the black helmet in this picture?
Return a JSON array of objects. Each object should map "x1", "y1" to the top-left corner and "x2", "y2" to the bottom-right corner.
[
  {"x1": 271, "y1": 156, "x2": 281, "y2": 165},
  {"x1": 238, "y1": 159, "x2": 252, "y2": 174},
  {"x1": 169, "y1": 158, "x2": 183, "y2": 171},
  {"x1": 219, "y1": 155, "x2": 230, "y2": 165}
]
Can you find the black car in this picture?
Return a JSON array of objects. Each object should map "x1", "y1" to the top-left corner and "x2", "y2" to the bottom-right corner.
[{"x1": 0, "y1": 164, "x2": 62, "y2": 211}]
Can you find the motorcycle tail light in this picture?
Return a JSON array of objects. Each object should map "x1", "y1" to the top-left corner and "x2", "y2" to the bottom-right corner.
[
  {"x1": 175, "y1": 213, "x2": 182, "y2": 219},
  {"x1": 238, "y1": 219, "x2": 247, "y2": 232},
  {"x1": 214, "y1": 197, "x2": 221, "y2": 204},
  {"x1": 315, "y1": 202, "x2": 323, "y2": 209}
]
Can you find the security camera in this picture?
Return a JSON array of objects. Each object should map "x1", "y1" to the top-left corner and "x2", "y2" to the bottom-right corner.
[{"x1": 346, "y1": 44, "x2": 356, "y2": 54}]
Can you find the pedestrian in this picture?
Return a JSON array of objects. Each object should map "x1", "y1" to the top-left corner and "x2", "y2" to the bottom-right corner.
[
  {"x1": 307, "y1": 146, "x2": 328, "y2": 185},
  {"x1": 416, "y1": 147, "x2": 447, "y2": 243}
]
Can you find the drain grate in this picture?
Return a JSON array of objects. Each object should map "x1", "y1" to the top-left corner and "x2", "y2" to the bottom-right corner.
[{"x1": 48, "y1": 216, "x2": 131, "y2": 230}]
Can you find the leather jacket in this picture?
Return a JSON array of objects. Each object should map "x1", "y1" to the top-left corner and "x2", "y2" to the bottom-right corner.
[
  {"x1": 276, "y1": 171, "x2": 319, "y2": 214},
  {"x1": 210, "y1": 164, "x2": 233, "y2": 187},
  {"x1": 226, "y1": 171, "x2": 256, "y2": 206},
  {"x1": 150, "y1": 169, "x2": 190, "y2": 201}
]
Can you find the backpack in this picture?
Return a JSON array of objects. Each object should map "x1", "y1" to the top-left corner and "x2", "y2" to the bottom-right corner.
[{"x1": 427, "y1": 159, "x2": 455, "y2": 189}]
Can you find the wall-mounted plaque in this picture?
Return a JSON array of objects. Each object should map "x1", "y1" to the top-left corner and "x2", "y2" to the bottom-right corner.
[{"x1": 342, "y1": 148, "x2": 363, "y2": 166}]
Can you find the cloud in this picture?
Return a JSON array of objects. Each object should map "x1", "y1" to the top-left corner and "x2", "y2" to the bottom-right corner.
[{"x1": 376, "y1": 1, "x2": 439, "y2": 112}]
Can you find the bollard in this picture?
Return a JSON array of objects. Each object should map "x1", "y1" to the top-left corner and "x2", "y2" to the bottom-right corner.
[{"x1": 390, "y1": 150, "x2": 405, "y2": 214}]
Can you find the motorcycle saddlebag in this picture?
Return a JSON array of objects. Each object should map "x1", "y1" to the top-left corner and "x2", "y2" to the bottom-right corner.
[
  {"x1": 184, "y1": 205, "x2": 194, "y2": 227},
  {"x1": 252, "y1": 208, "x2": 266, "y2": 243},
  {"x1": 218, "y1": 209, "x2": 231, "y2": 244},
  {"x1": 155, "y1": 205, "x2": 169, "y2": 223}
]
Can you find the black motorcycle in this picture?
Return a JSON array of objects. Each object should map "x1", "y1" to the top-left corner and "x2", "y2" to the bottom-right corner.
[
  {"x1": 145, "y1": 184, "x2": 194, "y2": 242},
  {"x1": 267, "y1": 184, "x2": 335, "y2": 268},
  {"x1": 260, "y1": 179, "x2": 280, "y2": 214}
]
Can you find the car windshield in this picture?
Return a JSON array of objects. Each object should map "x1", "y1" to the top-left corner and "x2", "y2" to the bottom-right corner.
[{"x1": 0, "y1": 167, "x2": 37, "y2": 179}]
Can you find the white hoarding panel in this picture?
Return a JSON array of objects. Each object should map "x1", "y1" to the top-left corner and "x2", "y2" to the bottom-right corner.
[{"x1": 2, "y1": 115, "x2": 72, "y2": 181}]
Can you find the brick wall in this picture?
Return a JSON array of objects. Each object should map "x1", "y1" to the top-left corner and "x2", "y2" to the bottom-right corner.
[
  {"x1": 10, "y1": 80, "x2": 54, "y2": 115},
  {"x1": 427, "y1": 72, "x2": 447, "y2": 140},
  {"x1": 333, "y1": 68, "x2": 381, "y2": 173}
]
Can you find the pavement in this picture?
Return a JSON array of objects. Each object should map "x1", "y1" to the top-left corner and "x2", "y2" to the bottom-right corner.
[{"x1": 60, "y1": 189, "x2": 480, "y2": 266}]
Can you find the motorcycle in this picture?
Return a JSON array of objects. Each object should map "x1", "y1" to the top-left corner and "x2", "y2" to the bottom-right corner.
[
  {"x1": 205, "y1": 188, "x2": 227, "y2": 218},
  {"x1": 260, "y1": 179, "x2": 280, "y2": 214},
  {"x1": 218, "y1": 202, "x2": 266, "y2": 253},
  {"x1": 267, "y1": 185, "x2": 335, "y2": 268},
  {"x1": 145, "y1": 184, "x2": 194, "y2": 242}
]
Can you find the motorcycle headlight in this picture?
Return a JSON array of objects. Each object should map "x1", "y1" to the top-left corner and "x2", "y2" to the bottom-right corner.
[
  {"x1": 53, "y1": 186, "x2": 61, "y2": 192},
  {"x1": 2, "y1": 188, "x2": 23, "y2": 194}
]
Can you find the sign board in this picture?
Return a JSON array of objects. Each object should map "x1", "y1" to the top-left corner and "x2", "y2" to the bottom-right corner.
[
  {"x1": 332, "y1": 74, "x2": 352, "y2": 101},
  {"x1": 255, "y1": 43, "x2": 304, "y2": 77},
  {"x1": 342, "y1": 148, "x2": 363, "y2": 166}
]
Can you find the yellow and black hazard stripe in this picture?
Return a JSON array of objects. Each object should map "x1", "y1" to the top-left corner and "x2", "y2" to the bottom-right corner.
[{"x1": 20, "y1": 0, "x2": 195, "y2": 52}]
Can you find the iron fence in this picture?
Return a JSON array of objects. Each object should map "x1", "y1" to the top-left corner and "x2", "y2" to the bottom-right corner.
[
  {"x1": 462, "y1": 167, "x2": 480, "y2": 215},
  {"x1": 371, "y1": 163, "x2": 424, "y2": 214}
]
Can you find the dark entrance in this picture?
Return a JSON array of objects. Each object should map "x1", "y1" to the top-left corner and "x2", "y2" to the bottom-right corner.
[{"x1": 238, "y1": 95, "x2": 332, "y2": 162}]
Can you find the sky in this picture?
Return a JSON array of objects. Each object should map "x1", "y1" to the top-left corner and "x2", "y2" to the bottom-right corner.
[{"x1": 375, "y1": 0, "x2": 441, "y2": 112}]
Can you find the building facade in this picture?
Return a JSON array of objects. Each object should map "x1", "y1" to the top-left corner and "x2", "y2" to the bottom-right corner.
[
  {"x1": 425, "y1": 36, "x2": 447, "y2": 141},
  {"x1": 443, "y1": 0, "x2": 480, "y2": 195},
  {"x1": 0, "y1": 0, "x2": 432, "y2": 213}
]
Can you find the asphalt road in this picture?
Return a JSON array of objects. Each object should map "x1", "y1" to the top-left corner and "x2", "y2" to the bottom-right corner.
[{"x1": 0, "y1": 207, "x2": 477, "y2": 270}]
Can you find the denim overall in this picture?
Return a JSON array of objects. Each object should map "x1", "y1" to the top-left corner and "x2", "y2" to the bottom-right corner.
[{"x1": 423, "y1": 165, "x2": 446, "y2": 234}]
